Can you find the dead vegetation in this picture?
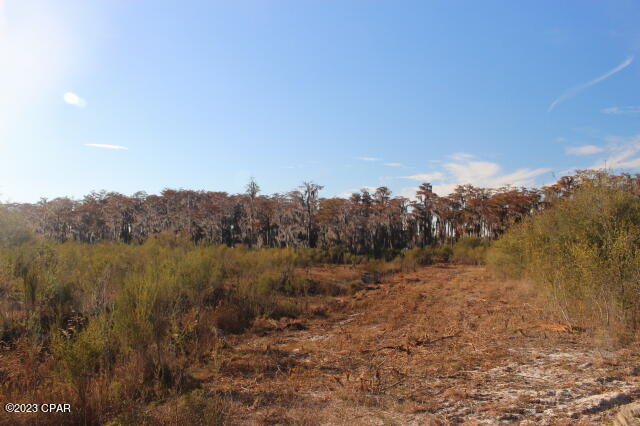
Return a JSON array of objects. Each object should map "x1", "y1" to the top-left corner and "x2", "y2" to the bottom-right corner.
[
  {"x1": 132, "y1": 264, "x2": 640, "y2": 425},
  {"x1": 2, "y1": 260, "x2": 640, "y2": 424},
  {"x1": 2, "y1": 199, "x2": 640, "y2": 425}
]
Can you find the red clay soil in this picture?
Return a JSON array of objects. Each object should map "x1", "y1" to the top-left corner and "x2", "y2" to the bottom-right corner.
[{"x1": 185, "y1": 265, "x2": 640, "y2": 424}]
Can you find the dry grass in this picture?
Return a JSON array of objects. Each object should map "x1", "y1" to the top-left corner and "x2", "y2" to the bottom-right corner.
[
  {"x1": 118, "y1": 264, "x2": 636, "y2": 424},
  {"x1": 3, "y1": 263, "x2": 640, "y2": 424}
]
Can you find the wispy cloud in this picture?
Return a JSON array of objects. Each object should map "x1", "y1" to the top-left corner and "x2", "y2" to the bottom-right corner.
[
  {"x1": 444, "y1": 161, "x2": 500, "y2": 183},
  {"x1": 383, "y1": 162, "x2": 403, "y2": 167},
  {"x1": 402, "y1": 172, "x2": 445, "y2": 181},
  {"x1": 601, "y1": 106, "x2": 640, "y2": 115},
  {"x1": 356, "y1": 156, "x2": 380, "y2": 162},
  {"x1": 400, "y1": 155, "x2": 550, "y2": 198},
  {"x1": 449, "y1": 152, "x2": 474, "y2": 161},
  {"x1": 442, "y1": 161, "x2": 549, "y2": 188},
  {"x1": 428, "y1": 184, "x2": 459, "y2": 197},
  {"x1": 85, "y1": 143, "x2": 128, "y2": 150},
  {"x1": 548, "y1": 56, "x2": 634, "y2": 112},
  {"x1": 488, "y1": 167, "x2": 553, "y2": 186},
  {"x1": 565, "y1": 145, "x2": 604, "y2": 155},
  {"x1": 589, "y1": 134, "x2": 640, "y2": 170},
  {"x1": 63, "y1": 92, "x2": 87, "y2": 108}
]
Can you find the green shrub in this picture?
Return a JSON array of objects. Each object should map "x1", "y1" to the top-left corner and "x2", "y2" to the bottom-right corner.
[
  {"x1": 53, "y1": 317, "x2": 108, "y2": 412},
  {"x1": 451, "y1": 237, "x2": 490, "y2": 265},
  {"x1": 487, "y1": 172, "x2": 640, "y2": 337},
  {"x1": 182, "y1": 389, "x2": 228, "y2": 425},
  {"x1": 270, "y1": 299, "x2": 301, "y2": 318},
  {"x1": 401, "y1": 248, "x2": 432, "y2": 269},
  {"x1": 283, "y1": 273, "x2": 309, "y2": 296},
  {"x1": 485, "y1": 229, "x2": 525, "y2": 279},
  {"x1": 0, "y1": 207, "x2": 32, "y2": 248},
  {"x1": 432, "y1": 246, "x2": 452, "y2": 263},
  {"x1": 347, "y1": 279, "x2": 364, "y2": 295},
  {"x1": 364, "y1": 259, "x2": 385, "y2": 283},
  {"x1": 255, "y1": 271, "x2": 281, "y2": 296}
]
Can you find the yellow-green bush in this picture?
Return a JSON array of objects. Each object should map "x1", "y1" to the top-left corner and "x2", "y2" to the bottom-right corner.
[
  {"x1": 396, "y1": 244, "x2": 457, "y2": 271},
  {"x1": 0, "y1": 207, "x2": 32, "y2": 248},
  {"x1": 347, "y1": 279, "x2": 364, "y2": 295},
  {"x1": 487, "y1": 172, "x2": 640, "y2": 338},
  {"x1": 52, "y1": 317, "x2": 107, "y2": 409},
  {"x1": 451, "y1": 237, "x2": 490, "y2": 265},
  {"x1": 0, "y1": 233, "x2": 346, "y2": 423},
  {"x1": 181, "y1": 389, "x2": 228, "y2": 425},
  {"x1": 4, "y1": 226, "x2": 506, "y2": 422}
]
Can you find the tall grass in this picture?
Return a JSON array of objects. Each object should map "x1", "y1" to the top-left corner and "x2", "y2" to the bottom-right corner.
[
  {"x1": 0, "y1": 207, "x2": 32, "y2": 249},
  {"x1": 0, "y1": 204, "x2": 513, "y2": 423},
  {"x1": 393, "y1": 237, "x2": 490, "y2": 272},
  {"x1": 0, "y1": 233, "x2": 334, "y2": 423},
  {"x1": 451, "y1": 237, "x2": 490, "y2": 265},
  {"x1": 487, "y1": 172, "x2": 640, "y2": 341}
]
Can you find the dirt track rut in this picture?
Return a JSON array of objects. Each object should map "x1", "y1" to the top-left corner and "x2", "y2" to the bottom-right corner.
[{"x1": 202, "y1": 265, "x2": 640, "y2": 425}]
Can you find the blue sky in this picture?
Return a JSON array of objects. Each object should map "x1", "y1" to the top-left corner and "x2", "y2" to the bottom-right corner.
[{"x1": 1, "y1": 0, "x2": 640, "y2": 202}]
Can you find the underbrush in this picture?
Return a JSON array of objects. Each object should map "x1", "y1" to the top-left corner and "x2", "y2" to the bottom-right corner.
[
  {"x1": 394, "y1": 237, "x2": 490, "y2": 271},
  {"x1": 450, "y1": 237, "x2": 491, "y2": 265},
  {"x1": 0, "y1": 233, "x2": 337, "y2": 424},
  {"x1": 0, "y1": 207, "x2": 32, "y2": 248},
  {"x1": 0, "y1": 214, "x2": 493, "y2": 423},
  {"x1": 487, "y1": 172, "x2": 640, "y2": 342}
]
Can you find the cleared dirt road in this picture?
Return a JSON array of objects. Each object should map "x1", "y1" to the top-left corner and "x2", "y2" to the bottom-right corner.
[{"x1": 198, "y1": 265, "x2": 640, "y2": 425}]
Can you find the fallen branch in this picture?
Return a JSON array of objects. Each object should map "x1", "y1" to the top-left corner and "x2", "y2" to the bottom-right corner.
[
  {"x1": 414, "y1": 330, "x2": 462, "y2": 346},
  {"x1": 377, "y1": 344, "x2": 411, "y2": 354},
  {"x1": 377, "y1": 330, "x2": 462, "y2": 353},
  {"x1": 378, "y1": 379, "x2": 404, "y2": 392}
]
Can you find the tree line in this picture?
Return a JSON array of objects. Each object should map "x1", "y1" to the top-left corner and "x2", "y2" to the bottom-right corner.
[{"x1": 3, "y1": 172, "x2": 606, "y2": 255}]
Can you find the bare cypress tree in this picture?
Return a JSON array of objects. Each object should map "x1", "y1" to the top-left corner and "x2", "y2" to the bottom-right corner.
[
  {"x1": 243, "y1": 178, "x2": 261, "y2": 248},
  {"x1": 7, "y1": 175, "x2": 567, "y2": 251},
  {"x1": 299, "y1": 182, "x2": 323, "y2": 248}
]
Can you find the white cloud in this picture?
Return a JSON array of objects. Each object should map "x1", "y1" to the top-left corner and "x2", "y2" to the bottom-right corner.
[
  {"x1": 399, "y1": 155, "x2": 550, "y2": 197},
  {"x1": 398, "y1": 186, "x2": 419, "y2": 200},
  {"x1": 443, "y1": 160, "x2": 550, "y2": 188},
  {"x1": 399, "y1": 136, "x2": 640, "y2": 200},
  {"x1": 85, "y1": 143, "x2": 128, "y2": 150},
  {"x1": 444, "y1": 161, "x2": 500, "y2": 183},
  {"x1": 399, "y1": 183, "x2": 458, "y2": 199},
  {"x1": 601, "y1": 106, "x2": 640, "y2": 115},
  {"x1": 402, "y1": 172, "x2": 445, "y2": 181},
  {"x1": 565, "y1": 145, "x2": 604, "y2": 155},
  {"x1": 356, "y1": 157, "x2": 380, "y2": 162},
  {"x1": 63, "y1": 92, "x2": 86, "y2": 108},
  {"x1": 431, "y1": 183, "x2": 459, "y2": 197},
  {"x1": 449, "y1": 152, "x2": 474, "y2": 161},
  {"x1": 490, "y1": 167, "x2": 553, "y2": 187},
  {"x1": 383, "y1": 162, "x2": 403, "y2": 167},
  {"x1": 556, "y1": 137, "x2": 567, "y2": 143},
  {"x1": 548, "y1": 56, "x2": 634, "y2": 112},
  {"x1": 589, "y1": 134, "x2": 640, "y2": 170}
]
